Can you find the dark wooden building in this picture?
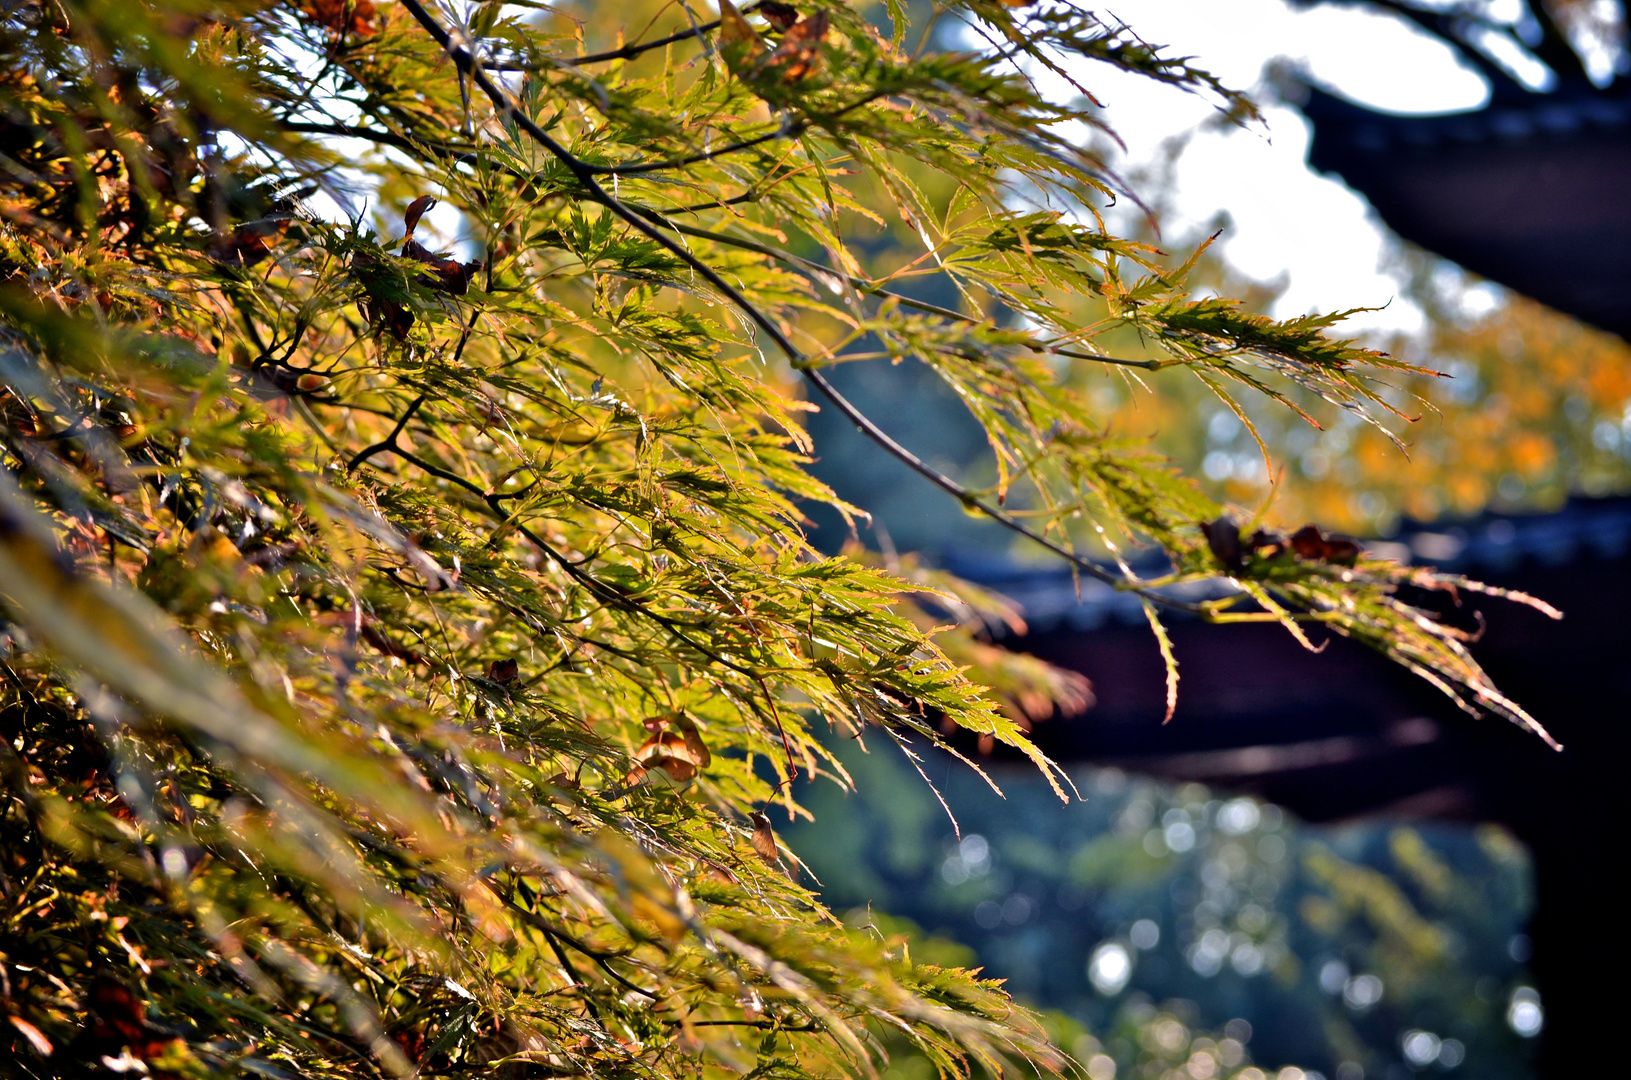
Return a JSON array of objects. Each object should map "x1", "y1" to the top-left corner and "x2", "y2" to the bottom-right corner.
[
  {"x1": 953, "y1": 498, "x2": 1631, "y2": 1080},
  {"x1": 1296, "y1": 0, "x2": 1631, "y2": 341},
  {"x1": 1282, "y1": 11, "x2": 1631, "y2": 1070}
]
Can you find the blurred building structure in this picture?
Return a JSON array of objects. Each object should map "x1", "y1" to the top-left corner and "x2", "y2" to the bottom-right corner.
[
  {"x1": 1295, "y1": 0, "x2": 1631, "y2": 341},
  {"x1": 948, "y1": 496, "x2": 1631, "y2": 1080},
  {"x1": 1279, "y1": 10, "x2": 1629, "y2": 1069}
]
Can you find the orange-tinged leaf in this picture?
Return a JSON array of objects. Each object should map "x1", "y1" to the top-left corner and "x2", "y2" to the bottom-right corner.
[
  {"x1": 672, "y1": 713, "x2": 712, "y2": 768},
  {"x1": 634, "y1": 729, "x2": 701, "y2": 781},
  {"x1": 300, "y1": 0, "x2": 378, "y2": 36},
  {"x1": 402, "y1": 195, "x2": 436, "y2": 238},
  {"x1": 760, "y1": 10, "x2": 828, "y2": 84},
  {"x1": 1141, "y1": 598, "x2": 1179, "y2": 724},
  {"x1": 758, "y1": 1, "x2": 800, "y2": 31},
  {"x1": 208, "y1": 218, "x2": 291, "y2": 267},
  {"x1": 1289, "y1": 524, "x2": 1361, "y2": 566}
]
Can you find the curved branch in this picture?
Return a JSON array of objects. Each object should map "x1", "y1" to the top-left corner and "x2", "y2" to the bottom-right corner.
[
  {"x1": 590, "y1": 122, "x2": 799, "y2": 177},
  {"x1": 637, "y1": 210, "x2": 1175, "y2": 371},
  {"x1": 394, "y1": 0, "x2": 1208, "y2": 615},
  {"x1": 486, "y1": 19, "x2": 723, "y2": 71},
  {"x1": 348, "y1": 392, "x2": 428, "y2": 472},
  {"x1": 480, "y1": 3, "x2": 771, "y2": 70}
]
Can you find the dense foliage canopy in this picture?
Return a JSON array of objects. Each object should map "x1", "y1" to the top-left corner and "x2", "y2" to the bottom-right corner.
[{"x1": 0, "y1": 1, "x2": 1563, "y2": 1077}]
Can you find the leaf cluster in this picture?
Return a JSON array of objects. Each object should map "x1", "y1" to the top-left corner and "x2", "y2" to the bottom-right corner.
[{"x1": 0, "y1": 2, "x2": 1560, "y2": 1078}]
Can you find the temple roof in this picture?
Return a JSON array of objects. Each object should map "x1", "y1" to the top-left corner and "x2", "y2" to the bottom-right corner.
[{"x1": 1297, "y1": 81, "x2": 1631, "y2": 339}]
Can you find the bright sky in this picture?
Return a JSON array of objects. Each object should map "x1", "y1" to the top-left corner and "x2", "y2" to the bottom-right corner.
[{"x1": 1050, "y1": 0, "x2": 1499, "y2": 334}]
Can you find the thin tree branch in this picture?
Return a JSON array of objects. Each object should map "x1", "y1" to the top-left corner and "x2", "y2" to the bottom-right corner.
[
  {"x1": 504, "y1": 897, "x2": 656, "y2": 1000},
  {"x1": 479, "y1": 3, "x2": 769, "y2": 70},
  {"x1": 348, "y1": 392, "x2": 428, "y2": 472},
  {"x1": 637, "y1": 211, "x2": 1176, "y2": 370},
  {"x1": 486, "y1": 19, "x2": 722, "y2": 71},
  {"x1": 798, "y1": 365, "x2": 1122, "y2": 587},
  {"x1": 586, "y1": 87, "x2": 893, "y2": 176},
  {"x1": 590, "y1": 122, "x2": 798, "y2": 177},
  {"x1": 395, "y1": 0, "x2": 1209, "y2": 617},
  {"x1": 682, "y1": 1018, "x2": 822, "y2": 1030}
]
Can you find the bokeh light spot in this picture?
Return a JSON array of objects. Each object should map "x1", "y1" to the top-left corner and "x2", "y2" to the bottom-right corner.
[
  {"x1": 1165, "y1": 821, "x2": 1197, "y2": 853},
  {"x1": 1089, "y1": 941, "x2": 1133, "y2": 995},
  {"x1": 1401, "y1": 1030, "x2": 1442, "y2": 1067},
  {"x1": 1218, "y1": 798, "x2": 1262, "y2": 835},
  {"x1": 1002, "y1": 894, "x2": 1034, "y2": 925},
  {"x1": 1342, "y1": 973, "x2": 1384, "y2": 1011},
  {"x1": 1508, "y1": 986, "x2": 1544, "y2": 1037}
]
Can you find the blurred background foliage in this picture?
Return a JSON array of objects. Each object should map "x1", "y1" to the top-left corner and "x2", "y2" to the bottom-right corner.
[
  {"x1": 784, "y1": 743, "x2": 1540, "y2": 1080},
  {"x1": 1076, "y1": 243, "x2": 1631, "y2": 537}
]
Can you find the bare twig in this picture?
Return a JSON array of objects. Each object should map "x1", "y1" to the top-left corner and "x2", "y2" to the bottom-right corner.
[
  {"x1": 590, "y1": 122, "x2": 798, "y2": 177},
  {"x1": 348, "y1": 392, "x2": 428, "y2": 472},
  {"x1": 480, "y1": 3, "x2": 770, "y2": 70},
  {"x1": 483, "y1": 18, "x2": 723, "y2": 70}
]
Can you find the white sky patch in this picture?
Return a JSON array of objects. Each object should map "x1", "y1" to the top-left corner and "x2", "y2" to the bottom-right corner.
[{"x1": 1011, "y1": 0, "x2": 1502, "y2": 333}]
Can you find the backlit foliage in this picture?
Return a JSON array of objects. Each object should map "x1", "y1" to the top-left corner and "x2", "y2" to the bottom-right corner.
[
  {"x1": 1084, "y1": 244, "x2": 1631, "y2": 533},
  {"x1": 0, "y1": 1, "x2": 1562, "y2": 1076}
]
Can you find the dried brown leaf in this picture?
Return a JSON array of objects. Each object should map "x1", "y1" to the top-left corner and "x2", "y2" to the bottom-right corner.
[
  {"x1": 761, "y1": 10, "x2": 828, "y2": 83},
  {"x1": 300, "y1": 0, "x2": 378, "y2": 36},
  {"x1": 748, "y1": 811, "x2": 779, "y2": 865},
  {"x1": 1201, "y1": 516, "x2": 1242, "y2": 571},
  {"x1": 758, "y1": 1, "x2": 801, "y2": 31},
  {"x1": 403, "y1": 195, "x2": 436, "y2": 238},
  {"x1": 1290, "y1": 524, "x2": 1361, "y2": 566}
]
